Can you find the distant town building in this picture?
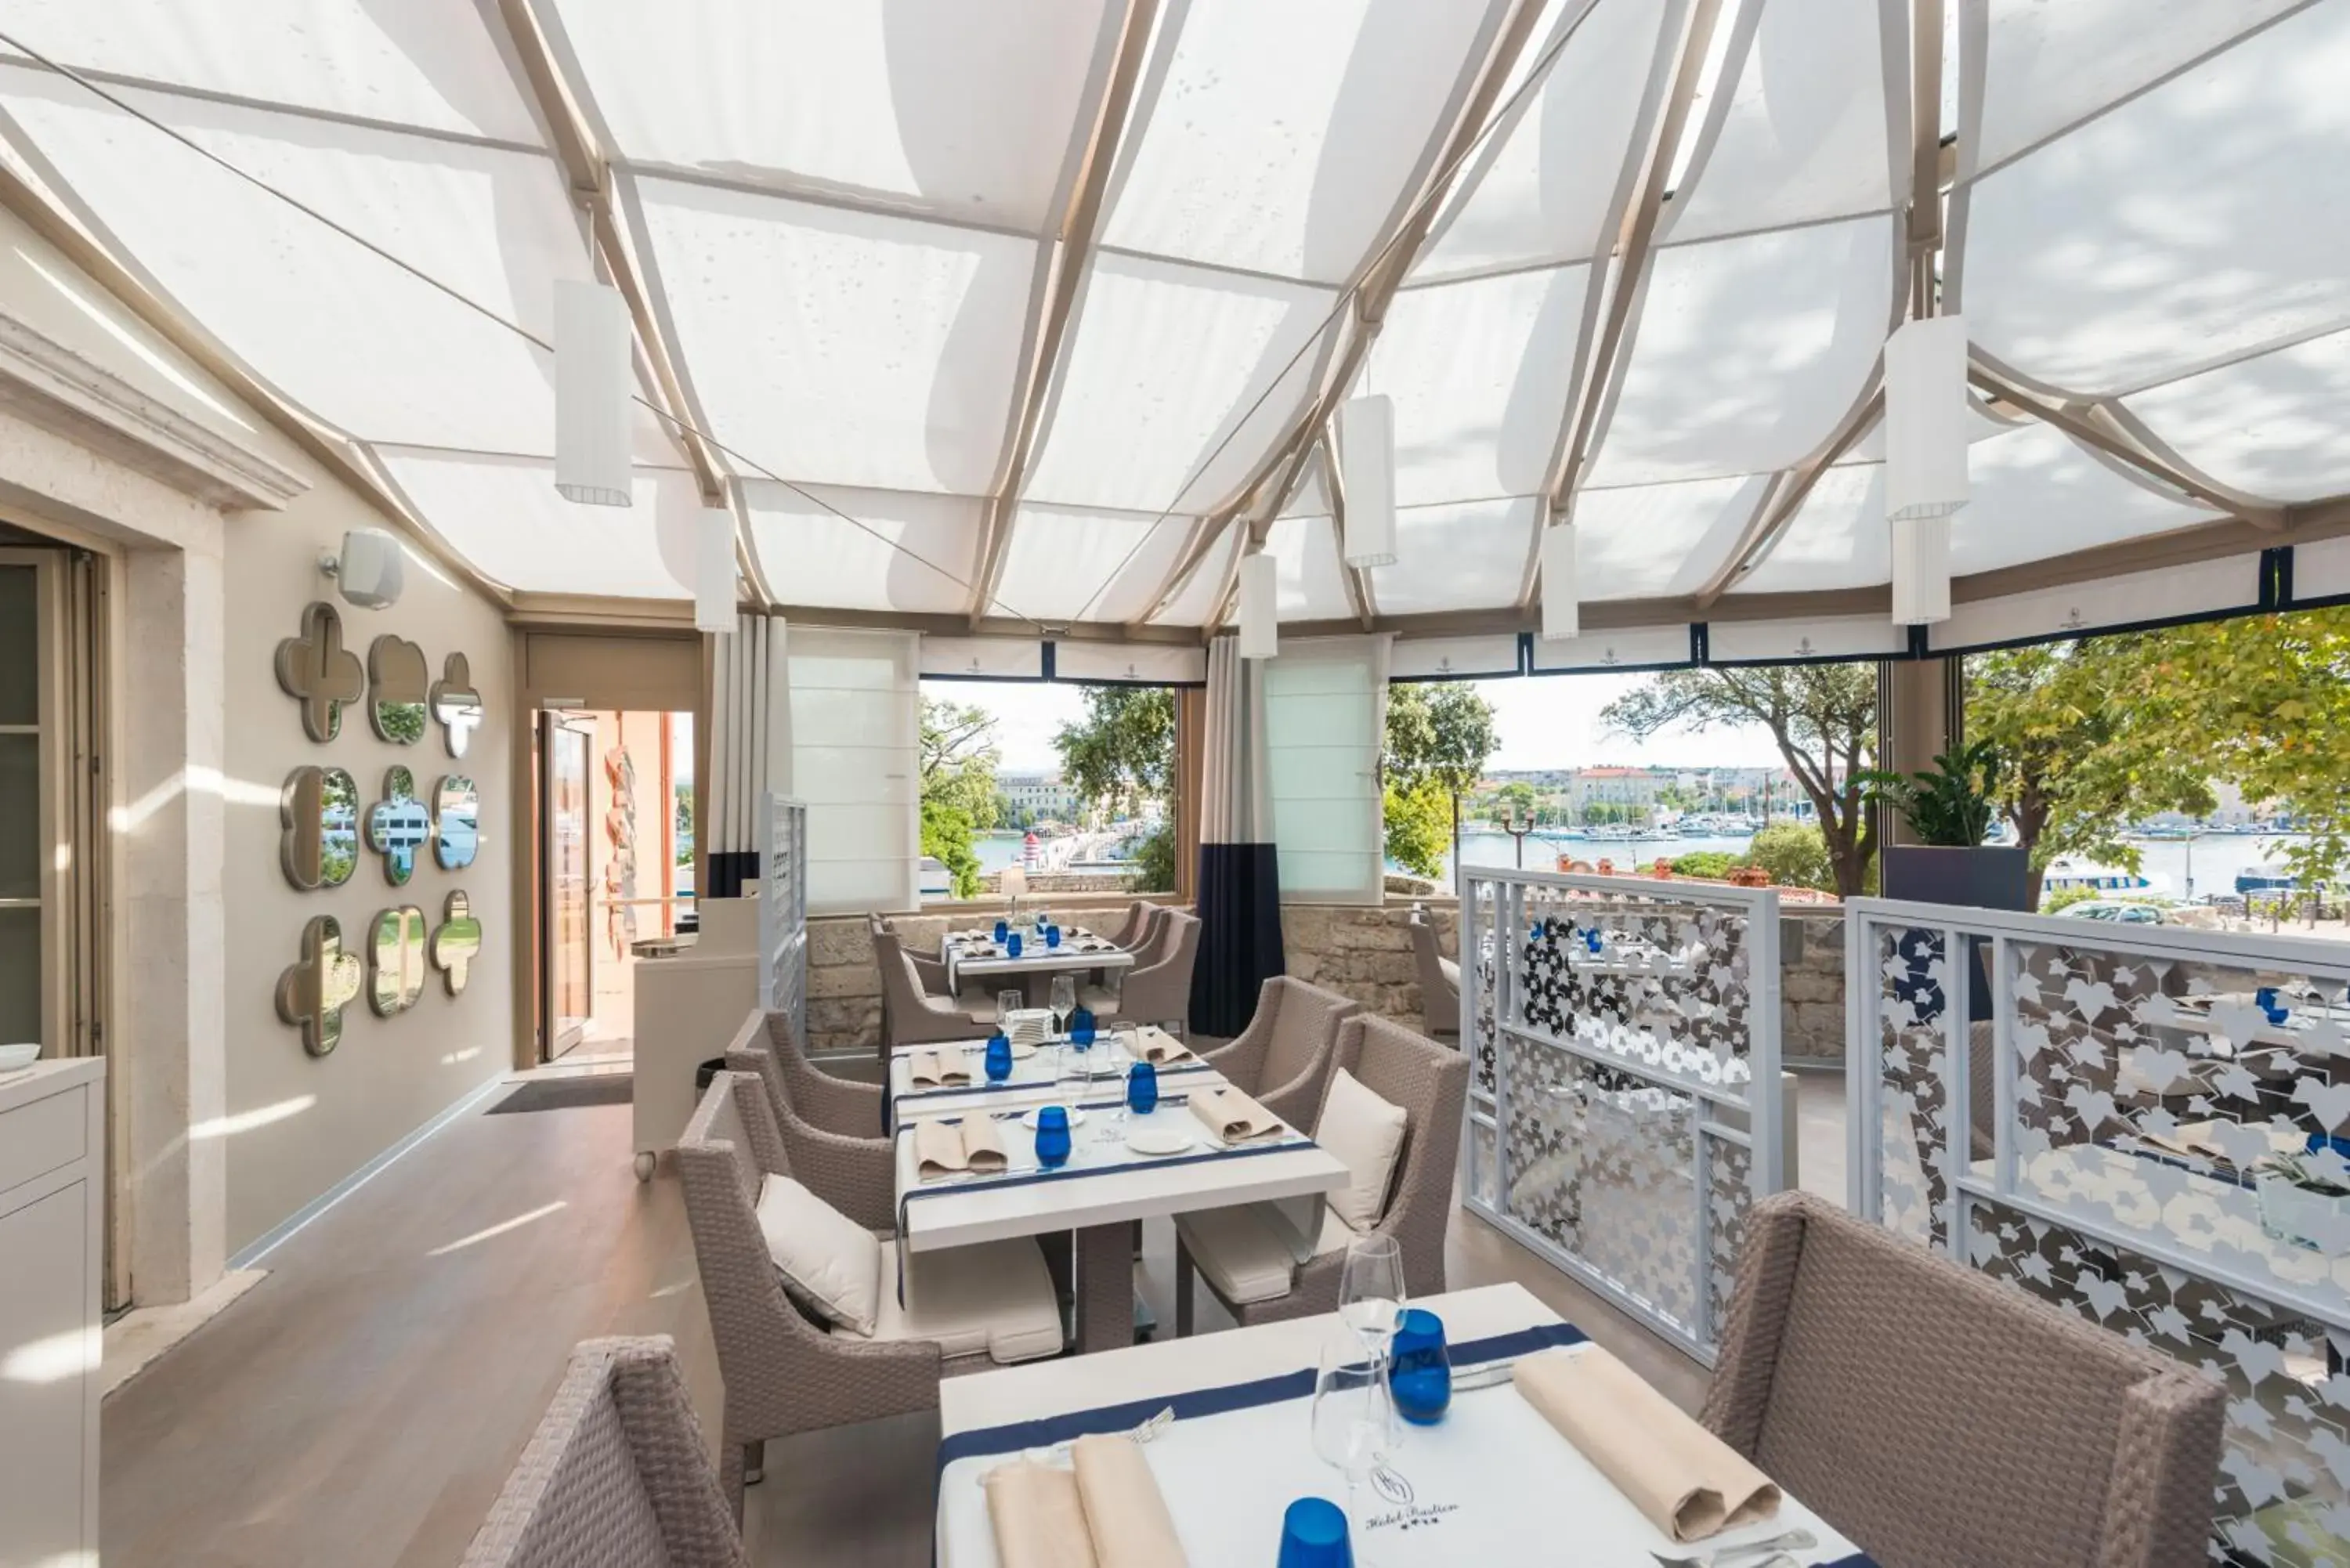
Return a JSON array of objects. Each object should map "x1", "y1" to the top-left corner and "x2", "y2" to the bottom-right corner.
[{"x1": 999, "y1": 770, "x2": 1079, "y2": 823}]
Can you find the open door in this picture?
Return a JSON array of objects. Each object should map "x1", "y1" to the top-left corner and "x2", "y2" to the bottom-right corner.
[{"x1": 540, "y1": 712, "x2": 594, "y2": 1060}]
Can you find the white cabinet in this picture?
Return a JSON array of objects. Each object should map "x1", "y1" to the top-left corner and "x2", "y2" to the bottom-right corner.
[
  {"x1": 631, "y1": 898, "x2": 757, "y2": 1180},
  {"x1": 0, "y1": 1057, "x2": 103, "y2": 1568}
]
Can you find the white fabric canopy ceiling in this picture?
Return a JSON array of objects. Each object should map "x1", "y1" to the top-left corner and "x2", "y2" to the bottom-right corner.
[{"x1": 0, "y1": 0, "x2": 2337, "y2": 653}]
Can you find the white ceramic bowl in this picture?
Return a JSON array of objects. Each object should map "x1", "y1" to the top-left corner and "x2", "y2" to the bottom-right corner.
[{"x1": 0, "y1": 1042, "x2": 41, "y2": 1071}]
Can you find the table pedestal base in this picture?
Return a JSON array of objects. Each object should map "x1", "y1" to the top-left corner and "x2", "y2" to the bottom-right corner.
[{"x1": 1073, "y1": 1222, "x2": 1135, "y2": 1353}]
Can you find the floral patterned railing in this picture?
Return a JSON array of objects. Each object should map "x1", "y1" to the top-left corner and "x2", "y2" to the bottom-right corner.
[
  {"x1": 1460, "y1": 869, "x2": 1784, "y2": 1363},
  {"x1": 1846, "y1": 898, "x2": 2350, "y2": 1564}
]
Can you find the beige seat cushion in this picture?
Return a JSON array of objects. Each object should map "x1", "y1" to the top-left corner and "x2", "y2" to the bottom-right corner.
[
  {"x1": 1316, "y1": 1067, "x2": 1408, "y2": 1230},
  {"x1": 1179, "y1": 1200, "x2": 1360, "y2": 1309},
  {"x1": 757, "y1": 1173, "x2": 883, "y2": 1336},
  {"x1": 855, "y1": 1239, "x2": 1064, "y2": 1365},
  {"x1": 1437, "y1": 955, "x2": 1460, "y2": 990},
  {"x1": 1077, "y1": 985, "x2": 1123, "y2": 1015}
]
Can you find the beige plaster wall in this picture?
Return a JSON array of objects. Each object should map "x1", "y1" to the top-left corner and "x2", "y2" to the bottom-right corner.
[
  {"x1": 220, "y1": 508, "x2": 513, "y2": 1255},
  {"x1": 0, "y1": 204, "x2": 518, "y2": 1266}
]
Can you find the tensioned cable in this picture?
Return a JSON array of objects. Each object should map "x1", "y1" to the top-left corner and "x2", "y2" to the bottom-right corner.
[
  {"x1": 0, "y1": 28, "x2": 1051, "y2": 630},
  {"x1": 1065, "y1": 0, "x2": 1602, "y2": 627}
]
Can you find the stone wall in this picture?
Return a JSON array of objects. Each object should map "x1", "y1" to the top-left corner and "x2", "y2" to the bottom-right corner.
[
  {"x1": 1778, "y1": 905, "x2": 1847, "y2": 1066},
  {"x1": 1281, "y1": 899, "x2": 1459, "y2": 1029}
]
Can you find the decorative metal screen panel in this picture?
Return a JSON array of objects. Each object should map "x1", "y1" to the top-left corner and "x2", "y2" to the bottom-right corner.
[
  {"x1": 1847, "y1": 899, "x2": 2350, "y2": 1566},
  {"x1": 757, "y1": 793, "x2": 809, "y2": 1040},
  {"x1": 1461, "y1": 869, "x2": 1783, "y2": 1363}
]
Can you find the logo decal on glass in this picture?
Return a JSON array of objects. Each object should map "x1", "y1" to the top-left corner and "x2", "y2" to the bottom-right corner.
[
  {"x1": 276, "y1": 915, "x2": 363, "y2": 1057},
  {"x1": 367, "y1": 767, "x2": 432, "y2": 885},
  {"x1": 274, "y1": 602, "x2": 366, "y2": 743}
]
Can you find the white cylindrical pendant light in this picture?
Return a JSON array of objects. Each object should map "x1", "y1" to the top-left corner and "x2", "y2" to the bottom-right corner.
[
  {"x1": 555, "y1": 279, "x2": 632, "y2": 507},
  {"x1": 1890, "y1": 513, "x2": 1952, "y2": 626},
  {"x1": 1237, "y1": 550, "x2": 1278, "y2": 660},
  {"x1": 695, "y1": 506, "x2": 736, "y2": 633},
  {"x1": 1538, "y1": 522, "x2": 1578, "y2": 642},
  {"x1": 1885, "y1": 313, "x2": 1969, "y2": 520},
  {"x1": 1336, "y1": 394, "x2": 1397, "y2": 569},
  {"x1": 1885, "y1": 314, "x2": 1968, "y2": 624}
]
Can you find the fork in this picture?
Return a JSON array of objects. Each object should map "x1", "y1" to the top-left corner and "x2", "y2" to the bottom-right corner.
[
  {"x1": 1015, "y1": 1405, "x2": 1175, "y2": 1466},
  {"x1": 1649, "y1": 1530, "x2": 1816, "y2": 1567}
]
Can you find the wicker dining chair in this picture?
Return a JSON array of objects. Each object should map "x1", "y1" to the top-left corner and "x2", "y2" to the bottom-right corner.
[
  {"x1": 1175, "y1": 1013, "x2": 1465, "y2": 1332},
  {"x1": 723, "y1": 1016, "x2": 894, "y2": 1230},
  {"x1": 871, "y1": 912, "x2": 954, "y2": 997},
  {"x1": 1085, "y1": 909, "x2": 1202, "y2": 1035},
  {"x1": 461, "y1": 1335, "x2": 746, "y2": 1568},
  {"x1": 1704, "y1": 1190, "x2": 2225, "y2": 1568},
  {"x1": 1407, "y1": 908, "x2": 1460, "y2": 1043},
  {"x1": 722, "y1": 1007, "x2": 882, "y2": 1141},
  {"x1": 678, "y1": 1073, "x2": 1061, "y2": 1516},
  {"x1": 1194, "y1": 975, "x2": 1362, "y2": 1129},
  {"x1": 1103, "y1": 900, "x2": 1153, "y2": 949},
  {"x1": 872, "y1": 927, "x2": 984, "y2": 1050}
]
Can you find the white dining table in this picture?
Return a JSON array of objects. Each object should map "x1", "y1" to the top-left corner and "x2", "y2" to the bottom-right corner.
[
  {"x1": 884, "y1": 1031, "x2": 1218, "y2": 1129},
  {"x1": 943, "y1": 926, "x2": 1134, "y2": 999},
  {"x1": 934, "y1": 1281, "x2": 1878, "y2": 1566},
  {"x1": 893, "y1": 1088, "x2": 1348, "y2": 1354}
]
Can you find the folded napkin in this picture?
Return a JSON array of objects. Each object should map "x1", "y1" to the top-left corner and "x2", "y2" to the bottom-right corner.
[
  {"x1": 907, "y1": 1046, "x2": 973, "y2": 1088},
  {"x1": 913, "y1": 1115, "x2": 1009, "y2": 1180},
  {"x1": 1007, "y1": 1008, "x2": 1056, "y2": 1047},
  {"x1": 1188, "y1": 1086, "x2": 1282, "y2": 1143},
  {"x1": 983, "y1": 1437, "x2": 1188, "y2": 1568},
  {"x1": 1512, "y1": 1345, "x2": 1779, "y2": 1542},
  {"x1": 1131, "y1": 1027, "x2": 1193, "y2": 1065}
]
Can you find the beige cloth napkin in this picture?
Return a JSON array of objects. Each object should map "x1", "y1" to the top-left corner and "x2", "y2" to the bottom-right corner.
[
  {"x1": 982, "y1": 1440, "x2": 1187, "y2": 1568},
  {"x1": 1071, "y1": 1435, "x2": 1187, "y2": 1568},
  {"x1": 1132, "y1": 1028, "x2": 1192, "y2": 1065},
  {"x1": 983, "y1": 1461, "x2": 1097, "y2": 1568},
  {"x1": 1512, "y1": 1345, "x2": 1780, "y2": 1542},
  {"x1": 908, "y1": 1046, "x2": 973, "y2": 1089},
  {"x1": 913, "y1": 1115, "x2": 1009, "y2": 1180},
  {"x1": 1188, "y1": 1086, "x2": 1281, "y2": 1143}
]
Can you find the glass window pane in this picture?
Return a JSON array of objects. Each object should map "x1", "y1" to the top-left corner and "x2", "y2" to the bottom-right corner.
[
  {"x1": 0, "y1": 568, "x2": 34, "y2": 725},
  {"x1": 0, "y1": 906, "x2": 37, "y2": 1046},
  {"x1": 0, "y1": 733, "x2": 40, "y2": 900}
]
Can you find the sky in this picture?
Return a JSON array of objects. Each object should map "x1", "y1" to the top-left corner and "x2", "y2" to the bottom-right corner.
[{"x1": 923, "y1": 671, "x2": 1788, "y2": 775}]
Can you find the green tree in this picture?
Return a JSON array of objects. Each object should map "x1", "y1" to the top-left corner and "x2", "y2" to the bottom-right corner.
[
  {"x1": 1603, "y1": 666, "x2": 1878, "y2": 898},
  {"x1": 921, "y1": 697, "x2": 1003, "y2": 830},
  {"x1": 1965, "y1": 638, "x2": 2214, "y2": 907},
  {"x1": 1385, "y1": 681, "x2": 1499, "y2": 892},
  {"x1": 1127, "y1": 821, "x2": 1177, "y2": 894},
  {"x1": 920, "y1": 796, "x2": 983, "y2": 899},
  {"x1": 1745, "y1": 822, "x2": 1834, "y2": 891},
  {"x1": 2117, "y1": 608, "x2": 2350, "y2": 887},
  {"x1": 1055, "y1": 686, "x2": 1175, "y2": 823},
  {"x1": 1383, "y1": 778, "x2": 1452, "y2": 881}
]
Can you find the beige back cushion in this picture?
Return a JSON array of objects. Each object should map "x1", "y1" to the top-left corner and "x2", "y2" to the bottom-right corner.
[
  {"x1": 756, "y1": 1172, "x2": 883, "y2": 1336},
  {"x1": 1317, "y1": 1067, "x2": 1408, "y2": 1230}
]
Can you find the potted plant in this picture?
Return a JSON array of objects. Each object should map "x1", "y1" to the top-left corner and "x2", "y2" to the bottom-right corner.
[
  {"x1": 1864, "y1": 739, "x2": 2031, "y2": 912},
  {"x1": 2254, "y1": 1149, "x2": 2350, "y2": 1255}
]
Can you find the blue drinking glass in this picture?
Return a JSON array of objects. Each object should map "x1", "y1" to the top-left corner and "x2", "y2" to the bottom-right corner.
[
  {"x1": 984, "y1": 1033, "x2": 1013, "y2": 1083},
  {"x1": 992, "y1": 918, "x2": 1009, "y2": 944},
  {"x1": 1126, "y1": 1060, "x2": 1159, "y2": 1116},
  {"x1": 1277, "y1": 1498, "x2": 1352, "y2": 1568},
  {"x1": 2258, "y1": 986, "x2": 2279, "y2": 1010},
  {"x1": 1007, "y1": 932, "x2": 1024, "y2": 959},
  {"x1": 1072, "y1": 1005, "x2": 1096, "y2": 1034},
  {"x1": 1585, "y1": 929, "x2": 1603, "y2": 954},
  {"x1": 1034, "y1": 1105, "x2": 1072, "y2": 1169},
  {"x1": 1047, "y1": 924, "x2": 1062, "y2": 948},
  {"x1": 1390, "y1": 1308, "x2": 1452, "y2": 1425}
]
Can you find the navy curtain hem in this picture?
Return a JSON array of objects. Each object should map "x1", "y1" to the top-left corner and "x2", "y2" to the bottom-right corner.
[{"x1": 1191, "y1": 842, "x2": 1282, "y2": 1037}]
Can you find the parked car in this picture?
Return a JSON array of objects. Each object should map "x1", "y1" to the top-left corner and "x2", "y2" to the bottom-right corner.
[{"x1": 2057, "y1": 899, "x2": 2169, "y2": 924}]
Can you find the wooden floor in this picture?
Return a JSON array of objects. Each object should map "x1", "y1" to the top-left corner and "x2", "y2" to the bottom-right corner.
[{"x1": 102, "y1": 1073, "x2": 1848, "y2": 1566}]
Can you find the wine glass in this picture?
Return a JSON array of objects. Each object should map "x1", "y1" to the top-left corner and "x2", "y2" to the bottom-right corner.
[
  {"x1": 1310, "y1": 1335, "x2": 1397, "y2": 1557},
  {"x1": 1050, "y1": 974, "x2": 1077, "y2": 1039},
  {"x1": 1338, "y1": 1234, "x2": 1407, "y2": 1360},
  {"x1": 996, "y1": 988, "x2": 1025, "y2": 1039}
]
